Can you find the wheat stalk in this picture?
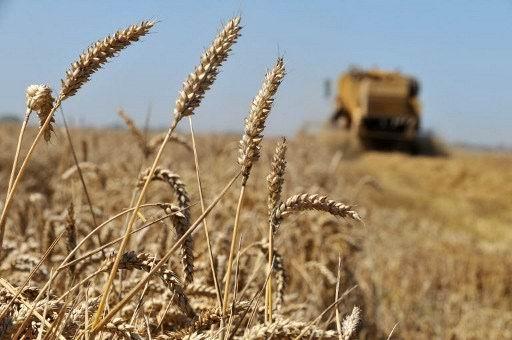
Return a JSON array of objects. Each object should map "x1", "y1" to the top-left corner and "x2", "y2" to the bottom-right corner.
[
  {"x1": 91, "y1": 171, "x2": 241, "y2": 334},
  {"x1": 94, "y1": 17, "x2": 242, "y2": 331},
  {"x1": 187, "y1": 117, "x2": 223, "y2": 313},
  {"x1": 258, "y1": 242, "x2": 286, "y2": 314},
  {"x1": 223, "y1": 57, "x2": 286, "y2": 318},
  {"x1": 94, "y1": 17, "x2": 241, "y2": 329}
]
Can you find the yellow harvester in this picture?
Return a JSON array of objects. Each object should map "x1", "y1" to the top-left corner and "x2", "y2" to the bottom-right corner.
[{"x1": 331, "y1": 68, "x2": 421, "y2": 146}]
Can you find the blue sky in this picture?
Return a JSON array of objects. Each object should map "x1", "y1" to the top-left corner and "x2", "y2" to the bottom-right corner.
[{"x1": 0, "y1": 1, "x2": 511, "y2": 146}]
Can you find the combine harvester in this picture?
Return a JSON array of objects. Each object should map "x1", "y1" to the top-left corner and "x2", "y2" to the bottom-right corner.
[{"x1": 330, "y1": 67, "x2": 429, "y2": 153}]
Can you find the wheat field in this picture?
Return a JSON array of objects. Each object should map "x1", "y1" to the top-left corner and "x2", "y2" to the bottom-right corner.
[{"x1": 0, "y1": 17, "x2": 511, "y2": 340}]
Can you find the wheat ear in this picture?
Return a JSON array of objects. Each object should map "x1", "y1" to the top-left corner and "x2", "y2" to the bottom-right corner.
[
  {"x1": 7, "y1": 84, "x2": 54, "y2": 194},
  {"x1": 243, "y1": 317, "x2": 338, "y2": 339},
  {"x1": 93, "y1": 17, "x2": 241, "y2": 332},
  {"x1": 100, "y1": 251, "x2": 196, "y2": 319},
  {"x1": 0, "y1": 20, "x2": 155, "y2": 255},
  {"x1": 26, "y1": 84, "x2": 56, "y2": 142},
  {"x1": 238, "y1": 58, "x2": 286, "y2": 185},
  {"x1": 223, "y1": 58, "x2": 286, "y2": 317},
  {"x1": 265, "y1": 137, "x2": 287, "y2": 322},
  {"x1": 138, "y1": 167, "x2": 194, "y2": 284},
  {"x1": 267, "y1": 137, "x2": 287, "y2": 216},
  {"x1": 341, "y1": 306, "x2": 361, "y2": 340},
  {"x1": 271, "y1": 194, "x2": 361, "y2": 235},
  {"x1": 173, "y1": 16, "x2": 241, "y2": 123},
  {"x1": 60, "y1": 21, "x2": 154, "y2": 100},
  {"x1": 117, "y1": 108, "x2": 148, "y2": 154}
]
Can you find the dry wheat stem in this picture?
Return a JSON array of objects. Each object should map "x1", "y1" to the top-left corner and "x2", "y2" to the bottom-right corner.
[
  {"x1": 92, "y1": 122, "x2": 177, "y2": 328},
  {"x1": 335, "y1": 255, "x2": 343, "y2": 340},
  {"x1": 7, "y1": 109, "x2": 31, "y2": 194},
  {"x1": 0, "y1": 103, "x2": 60, "y2": 255},
  {"x1": 224, "y1": 57, "x2": 286, "y2": 319},
  {"x1": 260, "y1": 243, "x2": 286, "y2": 323},
  {"x1": 10, "y1": 202, "x2": 172, "y2": 325},
  {"x1": 95, "y1": 16, "x2": 239, "y2": 326},
  {"x1": 148, "y1": 133, "x2": 193, "y2": 154},
  {"x1": 222, "y1": 184, "x2": 245, "y2": 318},
  {"x1": 61, "y1": 108, "x2": 104, "y2": 254},
  {"x1": 188, "y1": 117, "x2": 224, "y2": 311},
  {"x1": 91, "y1": 171, "x2": 241, "y2": 334}
]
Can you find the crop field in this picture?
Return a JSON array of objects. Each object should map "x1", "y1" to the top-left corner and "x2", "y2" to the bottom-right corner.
[
  {"x1": 0, "y1": 16, "x2": 511, "y2": 340},
  {"x1": 1, "y1": 122, "x2": 511, "y2": 339}
]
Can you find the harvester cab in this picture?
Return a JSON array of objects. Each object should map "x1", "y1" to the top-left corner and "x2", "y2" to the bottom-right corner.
[{"x1": 331, "y1": 68, "x2": 421, "y2": 147}]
